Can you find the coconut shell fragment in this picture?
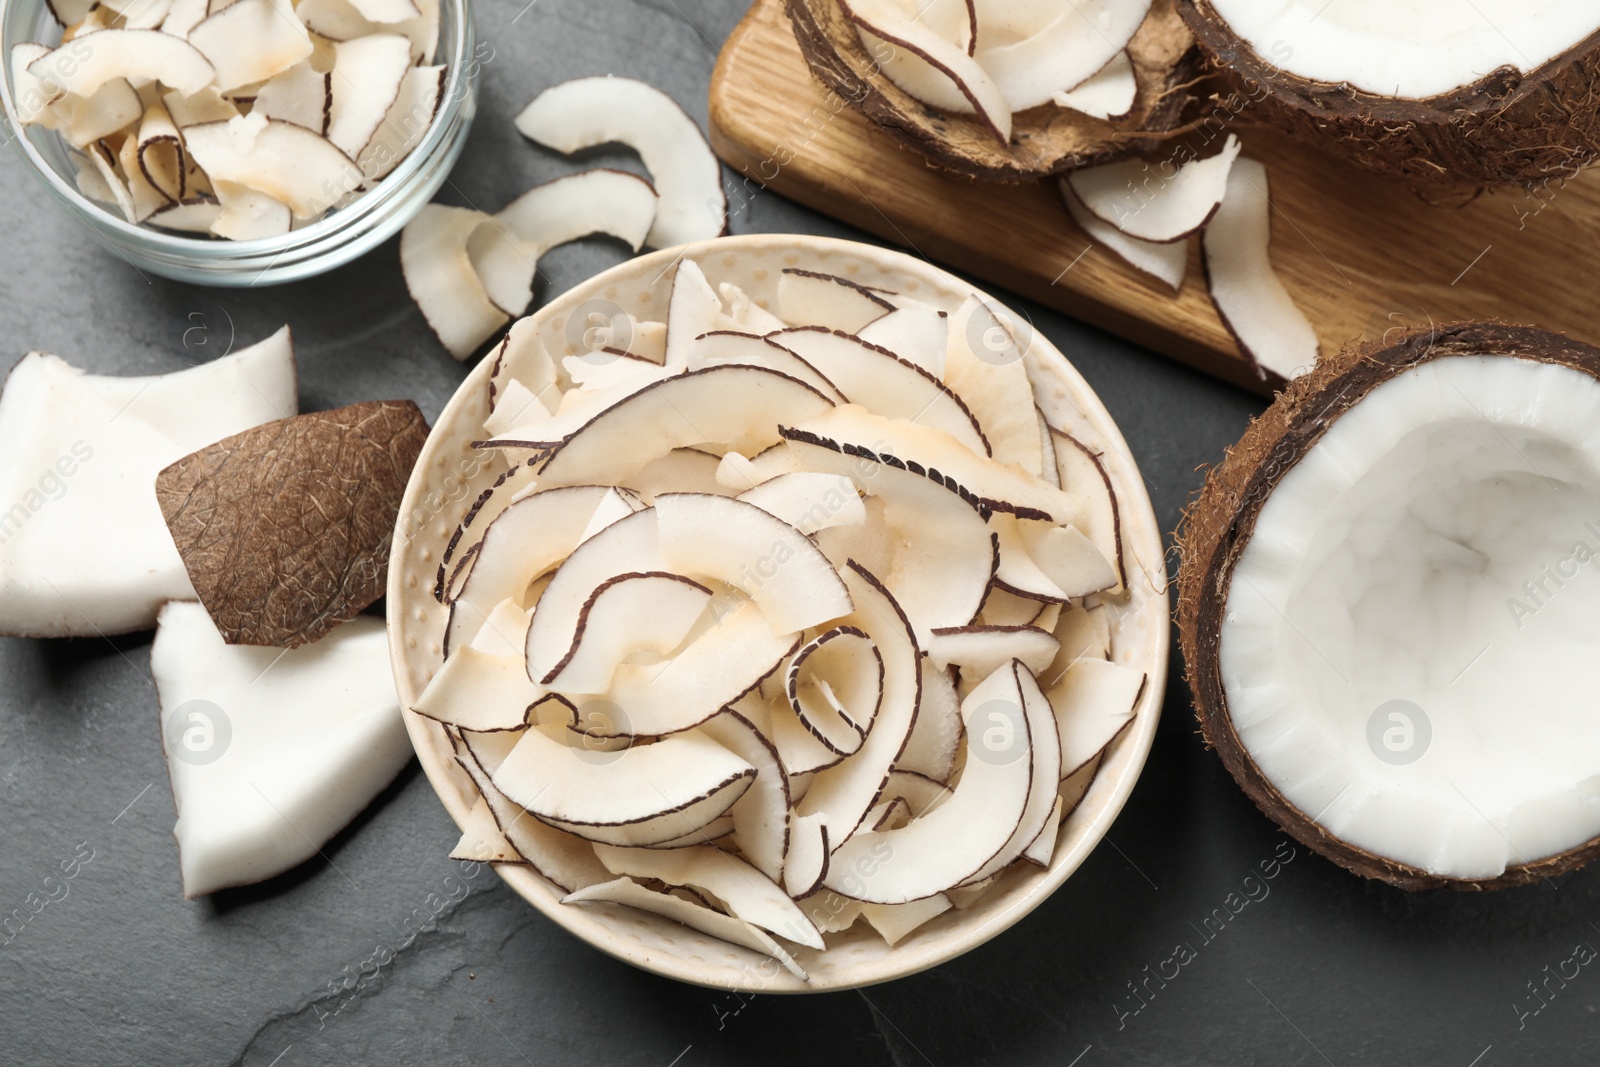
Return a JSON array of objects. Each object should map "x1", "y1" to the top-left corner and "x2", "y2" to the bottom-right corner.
[
  {"x1": 786, "y1": 0, "x2": 1201, "y2": 181},
  {"x1": 157, "y1": 399, "x2": 429, "y2": 648}
]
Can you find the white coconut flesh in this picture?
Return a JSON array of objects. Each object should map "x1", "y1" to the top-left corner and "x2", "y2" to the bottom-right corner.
[
  {"x1": 1206, "y1": 0, "x2": 1600, "y2": 100},
  {"x1": 0, "y1": 328, "x2": 295, "y2": 637},
  {"x1": 152, "y1": 601, "x2": 411, "y2": 898},
  {"x1": 1220, "y1": 354, "x2": 1600, "y2": 880},
  {"x1": 848, "y1": 0, "x2": 1154, "y2": 132},
  {"x1": 420, "y1": 257, "x2": 1149, "y2": 970}
]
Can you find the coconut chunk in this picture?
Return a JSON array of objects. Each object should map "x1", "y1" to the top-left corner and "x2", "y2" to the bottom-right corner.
[
  {"x1": 795, "y1": 564, "x2": 921, "y2": 842},
  {"x1": 1201, "y1": 157, "x2": 1319, "y2": 382},
  {"x1": 590, "y1": 601, "x2": 799, "y2": 737},
  {"x1": 162, "y1": 0, "x2": 209, "y2": 35},
  {"x1": 785, "y1": 406, "x2": 1078, "y2": 524},
  {"x1": 688, "y1": 332, "x2": 845, "y2": 403},
  {"x1": 844, "y1": 0, "x2": 1011, "y2": 143},
  {"x1": 27, "y1": 31, "x2": 215, "y2": 98},
  {"x1": 1068, "y1": 133, "x2": 1240, "y2": 243},
  {"x1": 448, "y1": 484, "x2": 618, "y2": 650},
  {"x1": 0, "y1": 328, "x2": 295, "y2": 637},
  {"x1": 137, "y1": 102, "x2": 186, "y2": 201},
  {"x1": 400, "y1": 203, "x2": 511, "y2": 359},
  {"x1": 1062, "y1": 181, "x2": 1187, "y2": 291},
  {"x1": 514, "y1": 76, "x2": 725, "y2": 249},
  {"x1": 152, "y1": 602, "x2": 410, "y2": 897},
  {"x1": 349, "y1": 0, "x2": 417, "y2": 21},
  {"x1": 163, "y1": 85, "x2": 240, "y2": 126},
  {"x1": 188, "y1": 0, "x2": 314, "y2": 92},
  {"x1": 975, "y1": 0, "x2": 1151, "y2": 112},
  {"x1": 564, "y1": 877, "x2": 807, "y2": 980},
  {"x1": 718, "y1": 282, "x2": 787, "y2": 334},
  {"x1": 183, "y1": 113, "x2": 363, "y2": 220},
  {"x1": 897, "y1": 661, "x2": 962, "y2": 782},
  {"x1": 655, "y1": 493, "x2": 854, "y2": 634},
  {"x1": 784, "y1": 811, "x2": 830, "y2": 897},
  {"x1": 1051, "y1": 50, "x2": 1138, "y2": 120}
]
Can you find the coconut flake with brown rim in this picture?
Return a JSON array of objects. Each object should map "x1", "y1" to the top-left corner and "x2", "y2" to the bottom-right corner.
[{"x1": 513, "y1": 76, "x2": 725, "y2": 249}]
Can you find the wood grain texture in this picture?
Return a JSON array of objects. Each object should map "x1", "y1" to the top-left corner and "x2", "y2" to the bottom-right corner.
[{"x1": 708, "y1": 0, "x2": 1600, "y2": 396}]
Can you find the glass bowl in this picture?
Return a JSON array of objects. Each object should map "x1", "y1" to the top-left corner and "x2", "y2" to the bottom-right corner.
[{"x1": 0, "y1": 0, "x2": 476, "y2": 286}]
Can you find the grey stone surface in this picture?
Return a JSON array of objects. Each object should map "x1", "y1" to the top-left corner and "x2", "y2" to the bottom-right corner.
[{"x1": 2, "y1": 1, "x2": 1597, "y2": 1064}]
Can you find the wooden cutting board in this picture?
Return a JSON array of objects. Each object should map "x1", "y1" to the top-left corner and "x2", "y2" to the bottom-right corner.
[{"x1": 707, "y1": 0, "x2": 1600, "y2": 395}]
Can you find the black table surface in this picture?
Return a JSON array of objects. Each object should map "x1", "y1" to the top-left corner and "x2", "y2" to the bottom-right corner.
[{"x1": 3, "y1": 2, "x2": 1596, "y2": 1064}]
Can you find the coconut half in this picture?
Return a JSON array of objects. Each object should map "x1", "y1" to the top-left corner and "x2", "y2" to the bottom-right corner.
[
  {"x1": 788, "y1": 0, "x2": 1200, "y2": 181},
  {"x1": 1178, "y1": 0, "x2": 1600, "y2": 190},
  {"x1": 1179, "y1": 323, "x2": 1600, "y2": 888}
]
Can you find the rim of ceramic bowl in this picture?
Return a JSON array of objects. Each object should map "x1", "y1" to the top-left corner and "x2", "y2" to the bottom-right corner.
[
  {"x1": 387, "y1": 233, "x2": 1170, "y2": 992},
  {"x1": 0, "y1": 0, "x2": 476, "y2": 284}
]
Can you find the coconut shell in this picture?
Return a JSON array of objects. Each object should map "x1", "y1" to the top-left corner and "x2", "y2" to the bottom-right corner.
[
  {"x1": 1177, "y1": 322, "x2": 1600, "y2": 890},
  {"x1": 1177, "y1": 0, "x2": 1600, "y2": 193},
  {"x1": 786, "y1": 0, "x2": 1202, "y2": 183}
]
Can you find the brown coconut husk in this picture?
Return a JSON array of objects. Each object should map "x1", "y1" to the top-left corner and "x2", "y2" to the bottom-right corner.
[
  {"x1": 1177, "y1": 0, "x2": 1600, "y2": 193},
  {"x1": 786, "y1": 0, "x2": 1203, "y2": 183},
  {"x1": 1177, "y1": 322, "x2": 1600, "y2": 890}
]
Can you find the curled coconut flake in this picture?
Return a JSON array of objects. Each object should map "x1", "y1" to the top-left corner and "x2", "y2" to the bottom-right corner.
[
  {"x1": 1051, "y1": 50, "x2": 1138, "y2": 121},
  {"x1": 401, "y1": 203, "x2": 512, "y2": 360},
  {"x1": 844, "y1": 0, "x2": 1011, "y2": 143},
  {"x1": 1061, "y1": 181, "x2": 1187, "y2": 291},
  {"x1": 1201, "y1": 157, "x2": 1319, "y2": 382},
  {"x1": 514, "y1": 76, "x2": 725, "y2": 249},
  {"x1": 27, "y1": 31, "x2": 215, "y2": 98},
  {"x1": 357, "y1": 64, "x2": 444, "y2": 181},
  {"x1": 1067, "y1": 133, "x2": 1242, "y2": 244},
  {"x1": 974, "y1": 0, "x2": 1152, "y2": 113},
  {"x1": 466, "y1": 169, "x2": 660, "y2": 318}
]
